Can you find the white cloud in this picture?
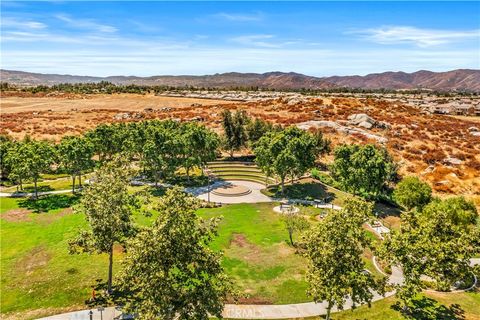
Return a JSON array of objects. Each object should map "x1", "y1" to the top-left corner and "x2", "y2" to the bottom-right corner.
[
  {"x1": 55, "y1": 14, "x2": 117, "y2": 33},
  {"x1": 214, "y1": 12, "x2": 263, "y2": 22},
  {"x1": 229, "y1": 34, "x2": 279, "y2": 48},
  {"x1": 1, "y1": 17, "x2": 47, "y2": 30},
  {"x1": 353, "y1": 26, "x2": 480, "y2": 47}
]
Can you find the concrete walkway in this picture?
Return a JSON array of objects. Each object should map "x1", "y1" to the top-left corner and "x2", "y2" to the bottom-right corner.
[{"x1": 0, "y1": 188, "x2": 75, "y2": 198}]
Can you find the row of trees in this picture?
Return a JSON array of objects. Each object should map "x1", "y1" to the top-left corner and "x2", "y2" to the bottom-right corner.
[
  {"x1": 3, "y1": 81, "x2": 476, "y2": 97},
  {"x1": 0, "y1": 120, "x2": 219, "y2": 197}
]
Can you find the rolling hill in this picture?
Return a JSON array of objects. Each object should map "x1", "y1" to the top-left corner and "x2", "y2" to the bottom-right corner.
[{"x1": 1, "y1": 69, "x2": 479, "y2": 91}]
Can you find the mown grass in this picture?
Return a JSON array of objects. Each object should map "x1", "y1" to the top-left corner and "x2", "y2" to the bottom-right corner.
[
  {"x1": 197, "y1": 202, "x2": 310, "y2": 304},
  {"x1": 1, "y1": 199, "x2": 315, "y2": 317}
]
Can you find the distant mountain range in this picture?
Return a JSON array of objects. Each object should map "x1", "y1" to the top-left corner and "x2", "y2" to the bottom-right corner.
[{"x1": 1, "y1": 69, "x2": 479, "y2": 92}]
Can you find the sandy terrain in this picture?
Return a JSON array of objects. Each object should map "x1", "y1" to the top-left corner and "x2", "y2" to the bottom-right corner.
[{"x1": 0, "y1": 93, "x2": 227, "y2": 113}]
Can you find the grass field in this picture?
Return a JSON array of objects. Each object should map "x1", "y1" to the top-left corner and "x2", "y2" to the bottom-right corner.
[
  {"x1": 2, "y1": 193, "x2": 477, "y2": 319},
  {"x1": 1, "y1": 197, "x2": 320, "y2": 318}
]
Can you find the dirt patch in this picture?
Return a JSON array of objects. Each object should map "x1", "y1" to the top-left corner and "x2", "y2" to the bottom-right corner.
[
  {"x1": 1, "y1": 208, "x2": 32, "y2": 222},
  {"x1": 229, "y1": 233, "x2": 262, "y2": 263},
  {"x1": 36, "y1": 207, "x2": 74, "y2": 224},
  {"x1": 231, "y1": 233, "x2": 250, "y2": 248},
  {"x1": 16, "y1": 246, "x2": 51, "y2": 275}
]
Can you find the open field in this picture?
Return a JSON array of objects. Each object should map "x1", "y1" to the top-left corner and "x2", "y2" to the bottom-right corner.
[{"x1": 1, "y1": 92, "x2": 479, "y2": 198}]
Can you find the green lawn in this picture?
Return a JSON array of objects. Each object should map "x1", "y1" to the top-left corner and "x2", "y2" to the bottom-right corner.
[
  {"x1": 197, "y1": 203, "x2": 311, "y2": 304},
  {"x1": 1, "y1": 174, "x2": 93, "y2": 193},
  {"x1": 4, "y1": 194, "x2": 473, "y2": 320},
  {"x1": 1, "y1": 199, "x2": 315, "y2": 318}
]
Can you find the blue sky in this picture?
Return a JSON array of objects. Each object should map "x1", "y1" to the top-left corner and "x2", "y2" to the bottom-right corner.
[{"x1": 1, "y1": 1, "x2": 479, "y2": 77}]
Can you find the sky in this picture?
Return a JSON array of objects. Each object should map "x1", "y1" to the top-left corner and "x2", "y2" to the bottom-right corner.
[{"x1": 1, "y1": 1, "x2": 479, "y2": 77}]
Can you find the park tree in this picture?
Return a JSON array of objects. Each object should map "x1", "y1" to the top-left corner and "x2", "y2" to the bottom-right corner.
[
  {"x1": 254, "y1": 127, "x2": 323, "y2": 193},
  {"x1": 246, "y1": 117, "x2": 274, "y2": 146},
  {"x1": 178, "y1": 123, "x2": 219, "y2": 181},
  {"x1": 0, "y1": 135, "x2": 15, "y2": 181},
  {"x1": 380, "y1": 196, "x2": 479, "y2": 311},
  {"x1": 86, "y1": 123, "x2": 129, "y2": 162},
  {"x1": 300, "y1": 198, "x2": 386, "y2": 320},
  {"x1": 117, "y1": 187, "x2": 234, "y2": 319},
  {"x1": 221, "y1": 109, "x2": 248, "y2": 157},
  {"x1": 330, "y1": 144, "x2": 397, "y2": 197},
  {"x1": 57, "y1": 135, "x2": 95, "y2": 193},
  {"x1": 142, "y1": 122, "x2": 180, "y2": 185},
  {"x1": 393, "y1": 176, "x2": 432, "y2": 211},
  {"x1": 69, "y1": 157, "x2": 140, "y2": 293},
  {"x1": 283, "y1": 209, "x2": 309, "y2": 246},
  {"x1": 7, "y1": 138, "x2": 55, "y2": 198}
]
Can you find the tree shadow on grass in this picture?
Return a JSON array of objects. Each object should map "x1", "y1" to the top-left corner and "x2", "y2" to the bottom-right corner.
[
  {"x1": 392, "y1": 297, "x2": 465, "y2": 320},
  {"x1": 18, "y1": 194, "x2": 80, "y2": 213},
  {"x1": 14, "y1": 185, "x2": 55, "y2": 193},
  {"x1": 268, "y1": 182, "x2": 336, "y2": 201}
]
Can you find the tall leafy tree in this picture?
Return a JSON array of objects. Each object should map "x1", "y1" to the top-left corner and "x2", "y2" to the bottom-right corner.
[
  {"x1": 58, "y1": 135, "x2": 95, "y2": 193},
  {"x1": 246, "y1": 117, "x2": 274, "y2": 146},
  {"x1": 393, "y1": 176, "x2": 432, "y2": 211},
  {"x1": 380, "y1": 196, "x2": 479, "y2": 311},
  {"x1": 330, "y1": 144, "x2": 397, "y2": 197},
  {"x1": 86, "y1": 123, "x2": 129, "y2": 162},
  {"x1": 69, "y1": 158, "x2": 140, "y2": 292},
  {"x1": 254, "y1": 126, "x2": 320, "y2": 193},
  {"x1": 142, "y1": 122, "x2": 179, "y2": 185},
  {"x1": 179, "y1": 123, "x2": 219, "y2": 181},
  {"x1": 300, "y1": 198, "x2": 386, "y2": 320},
  {"x1": 7, "y1": 138, "x2": 55, "y2": 198},
  {"x1": 0, "y1": 135, "x2": 15, "y2": 181},
  {"x1": 118, "y1": 187, "x2": 234, "y2": 319},
  {"x1": 221, "y1": 109, "x2": 248, "y2": 157}
]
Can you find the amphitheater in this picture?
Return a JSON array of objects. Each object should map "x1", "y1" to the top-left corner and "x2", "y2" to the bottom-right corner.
[{"x1": 197, "y1": 161, "x2": 276, "y2": 203}]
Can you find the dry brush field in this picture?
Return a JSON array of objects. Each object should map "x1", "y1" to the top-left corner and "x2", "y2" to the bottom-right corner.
[{"x1": 1, "y1": 92, "x2": 479, "y2": 203}]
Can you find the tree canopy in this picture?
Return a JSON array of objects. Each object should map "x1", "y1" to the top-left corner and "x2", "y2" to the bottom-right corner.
[
  {"x1": 380, "y1": 196, "x2": 479, "y2": 310},
  {"x1": 69, "y1": 157, "x2": 141, "y2": 292},
  {"x1": 330, "y1": 144, "x2": 397, "y2": 198},
  {"x1": 254, "y1": 126, "x2": 324, "y2": 193},
  {"x1": 57, "y1": 135, "x2": 95, "y2": 192},
  {"x1": 300, "y1": 197, "x2": 386, "y2": 320},
  {"x1": 117, "y1": 187, "x2": 233, "y2": 319},
  {"x1": 393, "y1": 176, "x2": 432, "y2": 211}
]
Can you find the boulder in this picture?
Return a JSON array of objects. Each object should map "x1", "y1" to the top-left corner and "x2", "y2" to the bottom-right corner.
[{"x1": 358, "y1": 121, "x2": 374, "y2": 129}]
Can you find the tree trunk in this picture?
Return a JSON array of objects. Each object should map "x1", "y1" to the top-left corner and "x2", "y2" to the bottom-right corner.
[
  {"x1": 108, "y1": 245, "x2": 113, "y2": 293},
  {"x1": 78, "y1": 173, "x2": 82, "y2": 187},
  {"x1": 288, "y1": 230, "x2": 294, "y2": 246},
  {"x1": 34, "y1": 178, "x2": 38, "y2": 199},
  {"x1": 186, "y1": 167, "x2": 190, "y2": 182},
  {"x1": 19, "y1": 178, "x2": 23, "y2": 191},
  {"x1": 325, "y1": 302, "x2": 333, "y2": 320},
  {"x1": 72, "y1": 175, "x2": 76, "y2": 193},
  {"x1": 230, "y1": 149, "x2": 234, "y2": 158},
  {"x1": 281, "y1": 177, "x2": 285, "y2": 196}
]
